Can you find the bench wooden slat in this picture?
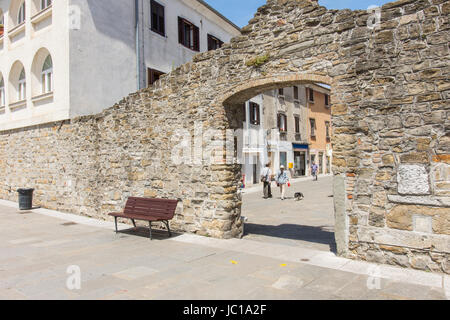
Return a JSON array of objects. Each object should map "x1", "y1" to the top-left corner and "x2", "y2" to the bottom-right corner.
[{"x1": 108, "y1": 197, "x2": 179, "y2": 239}]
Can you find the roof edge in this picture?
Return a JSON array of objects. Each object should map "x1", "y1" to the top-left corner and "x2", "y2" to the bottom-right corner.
[{"x1": 196, "y1": 0, "x2": 242, "y2": 33}]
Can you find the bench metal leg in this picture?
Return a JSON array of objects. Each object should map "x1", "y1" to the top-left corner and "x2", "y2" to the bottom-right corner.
[
  {"x1": 149, "y1": 222, "x2": 153, "y2": 240},
  {"x1": 114, "y1": 217, "x2": 118, "y2": 234},
  {"x1": 131, "y1": 219, "x2": 136, "y2": 228},
  {"x1": 163, "y1": 221, "x2": 172, "y2": 238}
]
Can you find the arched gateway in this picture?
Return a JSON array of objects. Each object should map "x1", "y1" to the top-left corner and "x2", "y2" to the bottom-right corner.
[{"x1": 1, "y1": 0, "x2": 449, "y2": 273}]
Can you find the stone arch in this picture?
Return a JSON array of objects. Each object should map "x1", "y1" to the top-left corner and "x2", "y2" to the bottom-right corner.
[{"x1": 221, "y1": 73, "x2": 332, "y2": 106}]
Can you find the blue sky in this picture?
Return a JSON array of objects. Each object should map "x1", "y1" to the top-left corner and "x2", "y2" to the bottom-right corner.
[{"x1": 204, "y1": 0, "x2": 393, "y2": 28}]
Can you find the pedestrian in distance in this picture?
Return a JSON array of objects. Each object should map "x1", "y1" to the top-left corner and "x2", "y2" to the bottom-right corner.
[
  {"x1": 276, "y1": 165, "x2": 290, "y2": 200},
  {"x1": 261, "y1": 163, "x2": 273, "y2": 199},
  {"x1": 312, "y1": 162, "x2": 319, "y2": 181}
]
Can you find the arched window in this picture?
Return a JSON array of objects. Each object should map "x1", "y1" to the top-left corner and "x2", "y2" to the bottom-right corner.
[
  {"x1": 41, "y1": 55, "x2": 52, "y2": 93},
  {"x1": 18, "y1": 68, "x2": 26, "y2": 101},
  {"x1": 41, "y1": 0, "x2": 52, "y2": 10},
  {"x1": 0, "y1": 77, "x2": 5, "y2": 107},
  {"x1": 18, "y1": 1, "x2": 26, "y2": 25}
]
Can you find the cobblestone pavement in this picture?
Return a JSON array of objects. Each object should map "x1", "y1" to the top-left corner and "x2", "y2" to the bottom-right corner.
[
  {"x1": 0, "y1": 202, "x2": 449, "y2": 300},
  {"x1": 242, "y1": 176, "x2": 336, "y2": 252}
]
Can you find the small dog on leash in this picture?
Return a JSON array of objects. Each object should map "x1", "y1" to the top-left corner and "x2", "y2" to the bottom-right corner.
[{"x1": 294, "y1": 192, "x2": 305, "y2": 201}]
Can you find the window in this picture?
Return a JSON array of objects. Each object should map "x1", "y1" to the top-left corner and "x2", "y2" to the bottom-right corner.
[
  {"x1": 310, "y1": 118, "x2": 316, "y2": 137},
  {"x1": 18, "y1": 68, "x2": 26, "y2": 101},
  {"x1": 278, "y1": 88, "x2": 284, "y2": 96},
  {"x1": 178, "y1": 17, "x2": 199, "y2": 51},
  {"x1": 280, "y1": 152, "x2": 287, "y2": 169},
  {"x1": 278, "y1": 113, "x2": 287, "y2": 132},
  {"x1": 0, "y1": 14, "x2": 4, "y2": 37},
  {"x1": 41, "y1": 0, "x2": 52, "y2": 10},
  {"x1": 295, "y1": 116, "x2": 300, "y2": 134},
  {"x1": 293, "y1": 86, "x2": 299, "y2": 101},
  {"x1": 325, "y1": 94, "x2": 330, "y2": 106},
  {"x1": 207, "y1": 34, "x2": 223, "y2": 51},
  {"x1": 18, "y1": 1, "x2": 26, "y2": 24},
  {"x1": 249, "y1": 102, "x2": 260, "y2": 125},
  {"x1": 147, "y1": 68, "x2": 165, "y2": 86},
  {"x1": 325, "y1": 121, "x2": 330, "y2": 139},
  {"x1": 151, "y1": 0, "x2": 165, "y2": 36},
  {"x1": 308, "y1": 88, "x2": 314, "y2": 102},
  {"x1": 41, "y1": 55, "x2": 53, "y2": 93},
  {"x1": 0, "y1": 78, "x2": 5, "y2": 107}
]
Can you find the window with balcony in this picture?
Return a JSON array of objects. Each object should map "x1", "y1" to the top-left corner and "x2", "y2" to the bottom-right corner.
[
  {"x1": 178, "y1": 17, "x2": 199, "y2": 51},
  {"x1": 293, "y1": 86, "x2": 299, "y2": 101},
  {"x1": 41, "y1": 55, "x2": 53, "y2": 93},
  {"x1": 325, "y1": 94, "x2": 330, "y2": 106},
  {"x1": 325, "y1": 121, "x2": 330, "y2": 140},
  {"x1": 310, "y1": 118, "x2": 316, "y2": 138},
  {"x1": 308, "y1": 88, "x2": 314, "y2": 103},
  {"x1": 207, "y1": 34, "x2": 223, "y2": 51},
  {"x1": 295, "y1": 116, "x2": 301, "y2": 141},
  {"x1": 18, "y1": 1, "x2": 26, "y2": 25},
  {"x1": 278, "y1": 113, "x2": 287, "y2": 132},
  {"x1": 249, "y1": 102, "x2": 260, "y2": 125},
  {"x1": 41, "y1": 0, "x2": 52, "y2": 10},
  {"x1": 295, "y1": 116, "x2": 300, "y2": 133},
  {"x1": 151, "y1": 0, "x2": 165, "y2": 36}
]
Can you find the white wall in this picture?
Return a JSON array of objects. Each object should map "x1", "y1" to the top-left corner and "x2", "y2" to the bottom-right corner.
[
  {"x1": 68, "y1": 0, "x2": 137, "y2": 118},
  {"x1": 0, "y1": 0, "x2": 70, "y2": 131},
  {"x1": 141, "y1": 0, "x2": 241, "y2": 78}
]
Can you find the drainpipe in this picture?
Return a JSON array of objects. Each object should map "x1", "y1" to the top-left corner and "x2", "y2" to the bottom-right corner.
[{"x1": 135, "y1": 0, "x2": 141, "y2": 90}]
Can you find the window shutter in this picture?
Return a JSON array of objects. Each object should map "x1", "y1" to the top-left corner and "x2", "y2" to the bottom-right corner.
[
  {"x1": 256, "y1": 105, "x2": 260, "y2": 125},
  {"x1": 193, "y1": 25, "x2": 200, "y2": 51},
  {"x1": 277, "y1": 114, "x2": 281, "y2": 129},
  {"x1": 284, "y1": 115, "x2": 287, "y2": 132},
  {"x1": 178, "y1": 17, "x2": 183, "y2": 44},
  {"x1": 160, "y1": 5, "x2": 165, "y2": 35}
]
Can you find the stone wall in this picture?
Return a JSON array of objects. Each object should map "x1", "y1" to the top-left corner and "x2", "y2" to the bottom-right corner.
[{"x1": 0, "y1": 0, "x2": 449, "y2": 273}]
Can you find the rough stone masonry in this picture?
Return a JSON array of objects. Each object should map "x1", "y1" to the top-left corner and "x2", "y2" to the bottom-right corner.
[{"x1": 0, "y1": 0, "x2": 449, "y2": 274}]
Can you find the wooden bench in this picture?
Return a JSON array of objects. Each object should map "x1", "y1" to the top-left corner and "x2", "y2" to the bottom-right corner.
[{"x1": 108, "y1": 197, "x2": 178, "y2": 240}]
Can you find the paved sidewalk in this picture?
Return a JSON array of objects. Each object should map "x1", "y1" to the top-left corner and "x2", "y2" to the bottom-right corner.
[{"x1": 0, "y1": 202, "x2": 448, "y2": 300}]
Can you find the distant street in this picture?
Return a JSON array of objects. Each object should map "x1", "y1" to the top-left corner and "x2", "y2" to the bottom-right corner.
[{"x1": 242, "y1": 176, "x2": 336, "y2": 252}]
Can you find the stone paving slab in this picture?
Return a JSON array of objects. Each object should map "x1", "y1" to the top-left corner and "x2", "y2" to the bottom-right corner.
[{"x1": 0, "y1": 202, "x2": 448, "y2": 300}]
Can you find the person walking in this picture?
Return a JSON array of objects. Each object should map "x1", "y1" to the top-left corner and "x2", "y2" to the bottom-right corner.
[
  {"x1": 261, "y1": 163, "x2": 272, "y2": 199},
  {"x1": 276, "y1": 165, "x2": 289, "y2": 200},
  {"x1": 312, "y1": 162, "x2": 319, "y2": 181}
]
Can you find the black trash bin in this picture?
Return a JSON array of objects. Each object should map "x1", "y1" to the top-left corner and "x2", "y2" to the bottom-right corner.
[{"x1": 17, "y1": 188, "x2": 34, "y2": 210}]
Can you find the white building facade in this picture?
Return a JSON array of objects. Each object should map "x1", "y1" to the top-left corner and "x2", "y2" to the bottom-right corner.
[{"x1": 0, "y1": 0, "x2": 241, "y2": 131}]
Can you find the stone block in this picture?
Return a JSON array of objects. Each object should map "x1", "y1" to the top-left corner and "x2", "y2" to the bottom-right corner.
[{"x1": 397, "y1": 164, "x2": 430, "y2": 195}]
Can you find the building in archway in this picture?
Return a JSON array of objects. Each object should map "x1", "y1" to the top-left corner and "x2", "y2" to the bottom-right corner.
[
  {"x1": 306, "y1": 83, "x2": 332, "y2": 176},
  {"x1": 241, "y1": 84, "x2": 331, "y2": 186}
]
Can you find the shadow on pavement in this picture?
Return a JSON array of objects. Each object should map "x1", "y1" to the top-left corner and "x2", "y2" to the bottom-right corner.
[
  {"x1": 117, "y1": 226, "x2": 181, "y2": 240},
  {"x1": 244, "y1": 223, "x2": 337, "y2": 253}
]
